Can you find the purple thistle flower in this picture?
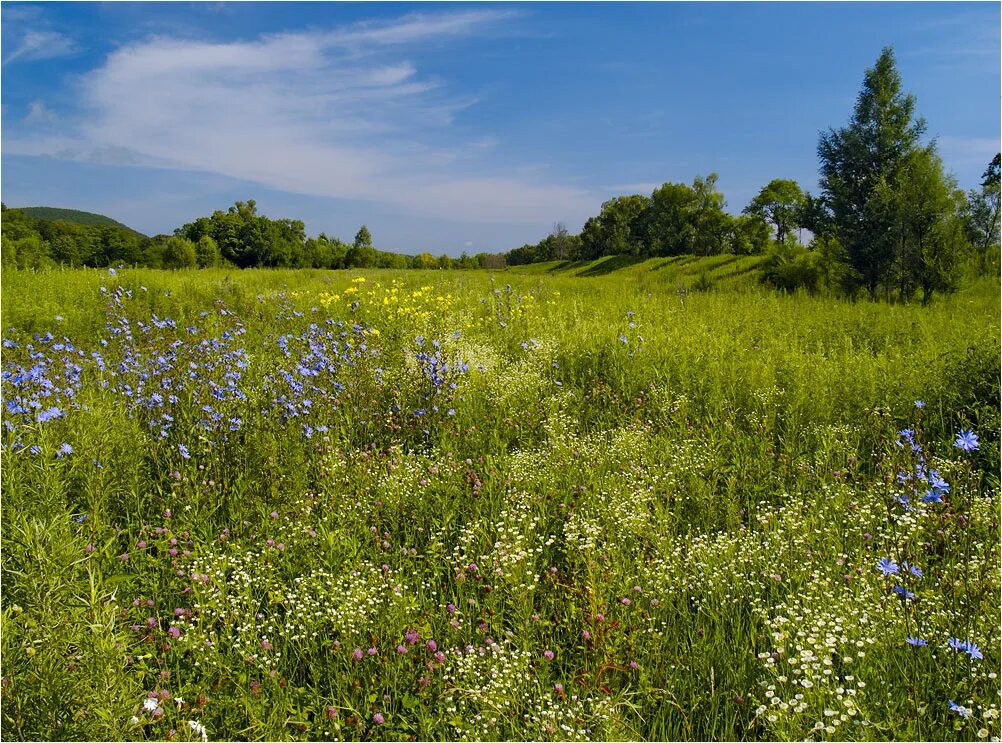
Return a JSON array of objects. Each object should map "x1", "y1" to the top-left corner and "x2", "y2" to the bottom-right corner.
[
  {"x1": 373, "y1": 713, "x2": 385, "y2": 725},
  {"x1": 352, "y1": 648, "x2": 363, "y2": 661},
  {"x1": 543, "y1": 650, "x2": 554, "y2": 661}
]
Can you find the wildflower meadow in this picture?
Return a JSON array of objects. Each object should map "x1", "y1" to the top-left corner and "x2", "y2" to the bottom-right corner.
[{"x1": 1, "y1": 264, "x2": 999, "y2": 741}]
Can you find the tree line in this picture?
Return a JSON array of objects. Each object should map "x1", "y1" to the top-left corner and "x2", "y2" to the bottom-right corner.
[
  {"x1": 3, "y1": 49, "x2": 997, "y2": 296},
  {"x1": 507, "y1": 48, "x2": 1000, "y2": 300},
  {"x1": 1, "y1": 200, "x2": 508, "y2": 271}
]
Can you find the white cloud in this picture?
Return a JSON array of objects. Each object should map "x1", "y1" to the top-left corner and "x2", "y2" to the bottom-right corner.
[
  {"x1": 3, "y1": 29, "x2": 76, "y2": 64},
  {"x1": 23, "y1": 99, "x2": 57, "y2": 125},
  {"x1": 8, "y1": 10, "x2": 595, "y2": 225}
]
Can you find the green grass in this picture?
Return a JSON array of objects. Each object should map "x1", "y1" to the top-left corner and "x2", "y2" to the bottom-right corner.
[{"x1": 1, "y1": 266, "x2": 999, "y2": 741}]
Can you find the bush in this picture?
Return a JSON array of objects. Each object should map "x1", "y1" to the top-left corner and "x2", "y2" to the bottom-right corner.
[{"x1": 760, "y1": 241, "x2": 821, "y2": 293}]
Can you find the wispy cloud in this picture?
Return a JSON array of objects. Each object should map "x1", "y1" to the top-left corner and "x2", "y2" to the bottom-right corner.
[
  {"x1": 937, "y1": 136, "x2": 1001, "y2": 169},
  {"x1": 5, "y1": 10, "x2": 594, "y2": 224},
  {"x1": 3, "y1": 29, "x2": 76, "y2": 65},
  {"x1": 23, "y1": 99, "x2": 57, "y2": 125}
]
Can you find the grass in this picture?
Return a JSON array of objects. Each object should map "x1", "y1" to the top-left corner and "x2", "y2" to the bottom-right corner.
[{"x1": 1, "y1": 265, "x2": 999, "y2": 741}]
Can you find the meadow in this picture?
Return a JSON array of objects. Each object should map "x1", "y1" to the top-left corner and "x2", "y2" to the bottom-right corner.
[{"x1": 1, "y1": 261, "x2": 999, "y2": 742}]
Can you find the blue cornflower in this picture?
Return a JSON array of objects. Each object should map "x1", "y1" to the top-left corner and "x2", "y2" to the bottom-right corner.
[
  {"x1": 28, "y1": 444, "x2": 40, "y2": 455},
  {"x1": 902, "y1": 562, "x2": 924, "y2": 578},
  {"x1": 178, "y1": 444, "x2": 190, "y2": 460},
  {"x1": 920, "y1": 490, "x2": 943, "y2": 504},
  {"x1": 914, "y1": 400, "x2": 925, "y2": 408},
  {"x1": 56, "y1": 442, "x2": 73, "y2": 457},
  {"x1": 928, "y1": 470, "x2": 950, "y2": 493},
  {"x1": 876, "y1": 557, "x2": 899, "y2": 577},
  {"x1": 896, "y1": 428, "x2": 916, "y2": 448},
  {"x1": 892, "y1": 585, "x2": 915, "y2": 599},
  {"x1": 619, "y1": 335, "x2": 628, "y2": 344},
  {"x1": 108, "y1": 267, "x2": 117, "y2": 275},
  {"x1": 950, "y1": 639, "x2": 983, "y2": 660},
  {"x1": 905, "y1": 637, "x2": 928, "y2": 647},
  {"x1": 948, "y1": 701, "x2": 973, "y2": 718},
  {"x1": 954, "y1": 430, "x2": 979, "y2": 452}
]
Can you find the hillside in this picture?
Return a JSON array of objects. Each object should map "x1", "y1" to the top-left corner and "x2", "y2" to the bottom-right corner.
[{"x1": 18, "y1": 206, "x2": 145, "y2": 235}]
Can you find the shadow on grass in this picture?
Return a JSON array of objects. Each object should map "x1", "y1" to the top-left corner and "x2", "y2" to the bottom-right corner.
[
  {"x1": 547, "y1": 260, "x2": 590, "y2": 273},
  {"x1": 575, "y1": 255, "x2": 648, "y2": 277}
]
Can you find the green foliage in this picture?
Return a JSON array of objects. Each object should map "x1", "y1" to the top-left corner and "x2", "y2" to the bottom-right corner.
[
  {"x1": 744, "y1": 179, "x2": 806, "y2": 244},
  {"x1": 728, "y1": 214, "x2": 771, "y2": 255},
  {"x1": 354, "y1": 225, "x2": 373, "y2": 248},
  {"x1": 194, "y1": 235, "x2": 222, "y2": 268},
  {"x1": 760, "y1": 239, "x2": 821, "y2": 293},
  {"x1": 19, "y1": 206, "x2": 143, "y2": 234},
  {"x1": 816, "y1": 47, "x2": 927, "y2": 297},
  {"x1": 1, "y1": 204, "x2": 154, "y2": 269},
  {"x1": 964, "y1": 153, "x2": 1001, "y2": 275},
  {"x1": 884, "y1": 146, "x2": 968, "y2": 302},
  {"x1": 581, "y1": 194, "x2": 650, "y2": 259},
  {"x1": 162, "y1": 236, "x2": 198, "y2": 269}
]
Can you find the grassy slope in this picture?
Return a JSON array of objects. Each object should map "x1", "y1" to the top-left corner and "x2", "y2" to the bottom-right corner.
[{"x1": 509, "y1": 254, "x2": 768, "y2": 289}]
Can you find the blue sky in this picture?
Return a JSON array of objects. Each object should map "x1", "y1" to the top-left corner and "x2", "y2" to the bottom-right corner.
[{"x1": 2, "y1": 2, "x2": 999, "y2": 255}]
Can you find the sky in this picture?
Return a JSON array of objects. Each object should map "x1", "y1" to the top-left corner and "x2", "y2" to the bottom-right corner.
[{"x1": 2, "y1": 2, "x2": 999, "y2": 256}]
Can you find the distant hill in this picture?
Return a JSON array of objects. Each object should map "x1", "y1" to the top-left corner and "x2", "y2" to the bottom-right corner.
[{"x1": 19, "y1": 206, "x2": 145, "y2": 236}]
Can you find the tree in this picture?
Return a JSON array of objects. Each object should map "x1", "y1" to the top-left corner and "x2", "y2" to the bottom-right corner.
[
  {"x1": 964, "y1": 153, "x2": 1001, "y2": 274},
  {"x1": 354, "y1": 225, "x2": 372, "y2": 248},
  {"x1": 642, "y1": 183, "x2": 696, "y2": 256},
  {"x1": 886, "y1": 145, "x2": 967, "y2": 302},
  {"x1": 162, "y1": 236, "x2": 198, "y2": 269},
  {"x1": 195, "y1": 235, "x2": 222, "y2": 267},
  {"x1": 817, "y1": 47, "x2": 925, "y2": 296},
  {"x1": 690, "y1": 173, "x2": 730, "y2": 255},
  {"x1": 744, "y1": 179, "x2": 806, "y2": 244},
  {"x1": 728, "y1": 214, "x2": 771, "y2": 255},
  {"x1": 580, "y1": 195, "x2": 649, "y2": 258}
]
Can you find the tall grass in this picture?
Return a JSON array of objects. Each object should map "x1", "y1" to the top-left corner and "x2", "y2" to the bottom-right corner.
[{"x1": 1, "y1": 265, "x2": 998, "y2": 741}]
